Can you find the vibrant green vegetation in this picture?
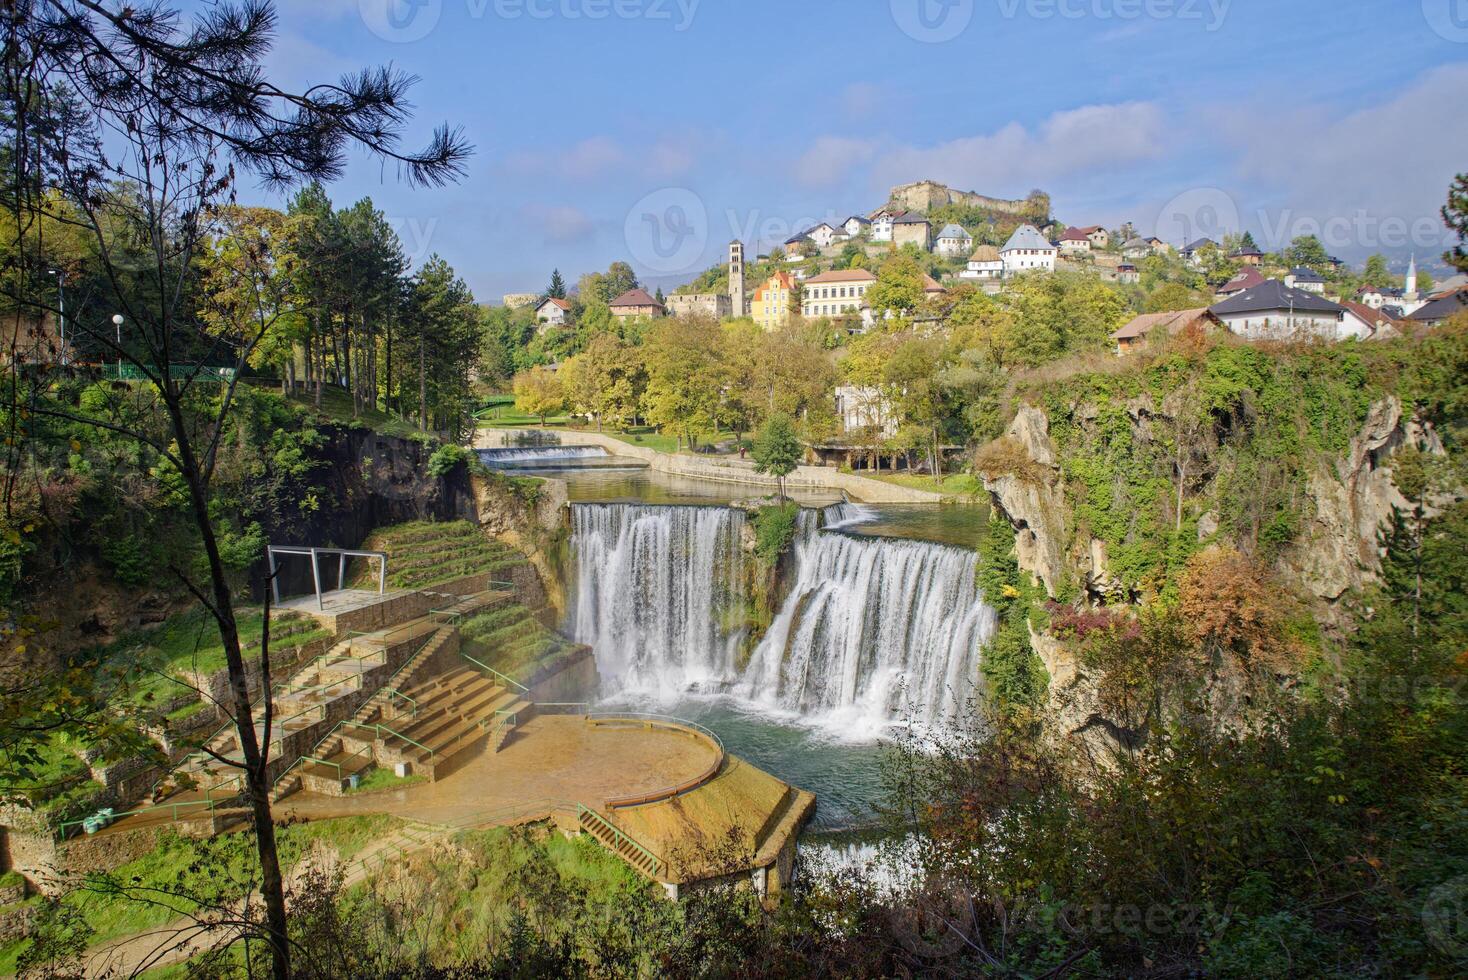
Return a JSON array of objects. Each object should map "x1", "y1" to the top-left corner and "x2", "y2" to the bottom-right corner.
[
  {"x1": 357, "y1": 520, "x2": 527, "y2": 591},
  {"x1": 459, "y1": 603, "x2": 581, "y2": 685},
  {"x1": 346, "y1": 768, "x2": 426, "y2": 794},
  {"x1": 751, "y1": 503, "x2": 800, "y2": 568}
]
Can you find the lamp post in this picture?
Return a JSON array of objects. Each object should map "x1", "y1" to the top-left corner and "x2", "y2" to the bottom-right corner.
[
  {"x1": 48, "y1": 269, "x2": 65, "y2": 366},
  {"x1": 111, "y1": 314, "x2": 124, "y2": 377}
]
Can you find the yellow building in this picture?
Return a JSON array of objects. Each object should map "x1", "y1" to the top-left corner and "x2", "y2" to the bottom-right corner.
[{"x1": 750, "y1": 271, "x2": 796, "y2": 330}]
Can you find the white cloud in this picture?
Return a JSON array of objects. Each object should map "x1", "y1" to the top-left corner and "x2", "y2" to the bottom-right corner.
[
  {"x1": 872, "y1": 101, "x2": 1166, "y2": 192},
  {"x1": 792, "y1": 136, "x2": 879, "y2": 188},
  {"x1": 521, "y1": 204, "x2": 596, "y2": 245}
]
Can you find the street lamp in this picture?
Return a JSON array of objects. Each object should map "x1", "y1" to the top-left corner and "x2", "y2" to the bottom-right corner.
[
  {"x1": 48, "y1": 269, "x2": 65, "y2": 366},
  {"x1": 111, "y1": 314, "x2": 124, "y2": 377}
]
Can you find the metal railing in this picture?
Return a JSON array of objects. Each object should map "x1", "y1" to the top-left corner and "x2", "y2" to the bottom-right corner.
[
  {"x1": 385, "y1": 688, "x2": 419, "y2": 718},
  {"x1": 459, "y1": 650, "x2": 530, "y2": 695},
  {"x1": 577, "y1": 804, "x2": 666, "y2": 877},
  {"x1": 586, "y1": 713, "x2": 726, "y2": 809},
  {"x1": 536, "y1": 702, "x2": 590, "y2": 716}
]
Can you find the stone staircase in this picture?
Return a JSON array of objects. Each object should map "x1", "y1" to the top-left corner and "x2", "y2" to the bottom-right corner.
[
  {"x1": 372, "y1": 666, "x2": 529, "y2": 779},
  {"x1": 578, "y1": 805, "x2": 665, "y2": 881}
]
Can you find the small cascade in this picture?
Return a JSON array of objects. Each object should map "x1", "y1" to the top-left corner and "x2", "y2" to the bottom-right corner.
[
  {"x1": 568, "y1": 504, "x2": 747, "y2": 696},
  {"x1": 822, "y1": 502, "x2": 879, "y2": 530},
  {"x1": 741, "y1": 504, "x2": 996, "y2": 733},
  {"x1": 478, "y1": 446, "x2": 609, "y2": 467}
]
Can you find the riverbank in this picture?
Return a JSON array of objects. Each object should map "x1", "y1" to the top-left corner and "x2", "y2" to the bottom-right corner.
[{"x1": 475, "y1": 427, "x2": 950, "y2": 504}]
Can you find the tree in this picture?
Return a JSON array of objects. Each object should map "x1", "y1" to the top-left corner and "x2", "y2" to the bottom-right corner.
[
  {"x1": 866, "y1": 254, "x2": 926, "y2": 318},
  {"x1": 1362, "y1": 253, "x2": 1392, "y2": 286},
  {"x1": 641, "y1": 316, "x2": 726, "y2": 450},
  {"x1": 1286, "y1": 234, "x2": 1330, "y2": 268},
  {"x1": 1145, "y1": 281, "x2": 1199, "y2": 313},
  {"x1": 1443, "y1": 172, "x2": 1468, "y2": 274},
  {"x1": 547, "y1": 268, "x2": 567, "y2": 299},
  {"x1": 752, "y1": 412, "x2": 801, "y2": 500},
  {"x1": 0, "y1": 7, "x2": 468, "y2": 978},
  {"x1": 513, "y1": 366, "x2": 566, "y2": 426}
]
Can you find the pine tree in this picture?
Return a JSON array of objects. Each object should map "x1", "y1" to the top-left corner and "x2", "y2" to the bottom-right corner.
[
  {"x1": 548, "y1": 268, "x2": 566, "y2": 299},
  {"x1": 1444, "y1": 173, "x2": 1468, "y2": 274}
]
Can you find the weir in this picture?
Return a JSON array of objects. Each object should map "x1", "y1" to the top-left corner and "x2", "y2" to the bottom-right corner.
[
  {"x1": 478, "y1": 446, "x2": 610, "y2": 466},
  {"x1": 567, "y1": 501, "x2": 997, "y2": 734}
]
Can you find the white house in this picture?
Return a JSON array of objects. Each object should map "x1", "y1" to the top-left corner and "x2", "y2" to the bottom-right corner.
[
  {"x1": 535, "y1": 297, "x2": 571, "y2": 329},
  {"x1": 1181, "y1": 238, "x2": 1218, "y2": 267},
  {"x1": 806, "y1": 222, "x2": 843, "y2": 249},
  {"x1": 1209, "y1": 279, "x2": 1354, "y2": 341},
  {"x1": 801, "y1": 268, "x2": 877, "y2": 320},
  {"x1": 871, "y1": 208, "x2": 899, "y2": 243},
  {"x1": 960, "y1": 245, "x2": 1004, "y2": 281},
  {"x1": 842, "y1": 216, "x2": 871, "y2": 239},
  {"x1": 834, "y1": 384, "x2": 898, "y2": 438},
  {"x1": 1285, "y1": 267, "x2": 1326, "y2": 294},
  {"x1": 1057, "y1": 227, "x2": 1092, "y2": 254},
  {"x1": 1000, "y1": 224, "x2": 1058, "y2": 275},
  {"x1": 1117, "y1": 263, "x2": 1140, "y2": 285},
  {"x1": 934, "y1": 223, "x2": 973, "y2": 258}
]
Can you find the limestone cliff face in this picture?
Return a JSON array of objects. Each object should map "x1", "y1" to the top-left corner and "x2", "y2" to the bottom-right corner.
[
  {"x1": 975, "y1": 406, "x2": 1071, "y2": 596},
  {"x1": 883, "y1": 180, "x2": 1050, "y2": 222}
]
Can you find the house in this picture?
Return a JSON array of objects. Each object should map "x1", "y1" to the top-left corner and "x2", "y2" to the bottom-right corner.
[
  {"x1": 834, "y1": 385, "x2": 897, "y2": 438},
  {"x1": 1057, "y1": 227, "x2": 1093, "y2": 254},
  {"x1": 1407, "y1": 286, "x2": 1468, "y2": 328},
  {"x1": 1216, "y1": 267, "x2": 1267, "y2": 298},
  {"x1": 1121, "y1": 237, "x2": 1151, "y2": 260},
  {"x1": 934, "y1": 224, "x2": 973, "y2": 257},
  {"x1": 1144, "y1": 236, "x2": 1169, "y2": 254},
  {"x1": 1117, "y1": 263, "x2": 1140, "y2": 285},
  {"x1": 801, "y1": 268, "x2": 877, "y2": 321},
  {"x1": 750, "y1": 271, "x2": 796, "y2": 331},
  {"x1": 959, "y1": 245, "x2": 1004, "y2": 281},
  {"x1": 1000, "y1": 224, "x2": 1058, "y2": 275},
  {"x1": 1208, "y1": 279, "x2": 1354, "y2": 341},
  {"x1": 1356, "y1": 285, "x2": 1387, "y2": 309},
  {"x1": 804, "y1": 222, "x2": 844, "y2": 249},
  {"x1": 608, "y1": 287, "x2": 664, "y2": 321},
  {"x1": 923, "y1": 274, "x2": 946, "y2": 301},
  {"x1": 665, "y1": 292, "x2": 733, "y2": 319},
  {"x1": 1180, "y1": 238, "x2": 1217, "y2": 266},
  {"x1": 1232, "y1": 245, "x2": 1264, "y2": 267},
  {"x1": 892, "y1": 212, "x2": 932, "y2": 250},
  {"x1": 871, "y1": 208, "x2": 900, "y2": 243},
  {"x1": 1284, "y1": 267, "x2": 1326, "y2": 294},
  {"x1": 1340, "y1": 300, "x2": 1400, "y2": 340},
  {"x1": 842, "y1": 216, "x2": 871, "y2": 239},
  {"x1": 1110, "y1": 307, "x2": 1214, "y2": 355},
  {"x1": 535, "y1": 297, "x2": 571, "y2": 329}
]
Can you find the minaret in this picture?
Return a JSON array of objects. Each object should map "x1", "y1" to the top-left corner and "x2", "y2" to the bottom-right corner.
[
  {"x1": 1405, "y1": 254, "x2": 1418, "y2": 300},
  {"x1": 729, "y1": 240, "x2": 745, "y2": 317}
]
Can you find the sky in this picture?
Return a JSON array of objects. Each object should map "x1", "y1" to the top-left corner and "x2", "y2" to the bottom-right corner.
[{"x1": 234, "y1": 0, "x2": 1468, "y2": 301}]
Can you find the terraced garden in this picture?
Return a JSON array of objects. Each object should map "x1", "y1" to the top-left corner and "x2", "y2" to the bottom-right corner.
[
  {"x1": 356, "y1": 520, "x2": 528, "y2": 591},
  {"x1": 459, "y1": 602, "x2": 583, "y2": 686}
]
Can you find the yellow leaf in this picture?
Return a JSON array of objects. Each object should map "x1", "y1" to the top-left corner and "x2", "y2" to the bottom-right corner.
[{"x1": 69, "y1": 439, "x2": 81, "y2": 452}]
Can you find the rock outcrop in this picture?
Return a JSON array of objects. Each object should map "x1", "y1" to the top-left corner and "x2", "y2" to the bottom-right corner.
[
  {"x1": 882, "y1": 180, "x2": 1050, "y2": 222},
  {"x1": 975, "y1": 406, "x2": 1071, "y2": 596}
]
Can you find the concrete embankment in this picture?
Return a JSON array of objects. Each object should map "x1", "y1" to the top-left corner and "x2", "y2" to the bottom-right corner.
[{"x1": 475, "y1": 428, "x2": 948, "y2": 504}]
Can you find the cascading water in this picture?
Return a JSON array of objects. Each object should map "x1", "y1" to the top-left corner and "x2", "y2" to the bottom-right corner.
[
  {"x1": 740, "y1": 508, "x2": 997, "y2": 735},
  {"x1": 569, "y1": 501, "x2": 997, "y2": 735},
  {"x1": 568, "y1": 503, "x2": 747, "y2": 696},
  {"x1": 478, "y1": 446, "x2": 608, "y2": 467}
]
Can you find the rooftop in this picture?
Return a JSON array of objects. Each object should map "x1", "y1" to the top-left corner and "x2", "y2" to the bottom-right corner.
[
  {"x1": 1002, "y1": 224, "x2": 1054, "y2": 252},
  {"x1": 1210, "y1": 279, "x2": 1343, "y2": 317}
]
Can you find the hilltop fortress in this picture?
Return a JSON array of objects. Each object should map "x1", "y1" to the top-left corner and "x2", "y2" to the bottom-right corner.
[{"x1": 881, "y1": 180, "x2": 1051, "y2": 223}]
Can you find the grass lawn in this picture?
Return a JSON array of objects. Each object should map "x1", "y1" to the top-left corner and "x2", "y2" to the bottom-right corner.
[
  {"x1": 283, "y1": 385, "x2": 426, "y2": 440},
  {"x1": 862, "y1": 471, "x2": 985, "y2": 497},
  {"x1": 346, "y1": 767, "x2": 426, "y2": 794}
]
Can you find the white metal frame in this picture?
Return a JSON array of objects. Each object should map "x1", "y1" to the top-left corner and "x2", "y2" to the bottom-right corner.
[{"x1": 266, "y1": 546, "x2": 389, "y2": 610}]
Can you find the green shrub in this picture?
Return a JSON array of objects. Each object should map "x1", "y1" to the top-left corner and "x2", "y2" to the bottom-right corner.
[
  {"x1": 427, "y1": 443, "x2": 472, "y2": 477},
  {"x1": 751, "y1": 503, "x2": 799, "y2": 567}
]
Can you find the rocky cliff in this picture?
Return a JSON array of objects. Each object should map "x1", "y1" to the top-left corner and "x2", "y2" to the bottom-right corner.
[{"x1": 884, "y1": 180, "x2": 1051, "y2": 222}]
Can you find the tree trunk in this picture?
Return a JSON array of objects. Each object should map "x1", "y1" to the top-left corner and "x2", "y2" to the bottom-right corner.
[
  {"x1": 419, "y1": 341, "x2": 428, "y2": 433},
  {"x1": 165, "y1": 395, "x2": 290, "y2": 980}
]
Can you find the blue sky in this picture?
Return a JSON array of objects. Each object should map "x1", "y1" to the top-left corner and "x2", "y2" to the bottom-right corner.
[{"x1": 247, "y1": 0, "x2": 1468, "y2": 300}]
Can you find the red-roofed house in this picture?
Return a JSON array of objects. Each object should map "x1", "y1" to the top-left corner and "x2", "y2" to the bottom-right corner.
[
  {"x1": 1058, "y1": 226, "x2": 1093, "y2": 254},
  {"x1": 609, "y1": 288, "x2": 664, "y2": 321},
  {"x1": 535, "y1": 297, "x2": 572, "y2": 329}
]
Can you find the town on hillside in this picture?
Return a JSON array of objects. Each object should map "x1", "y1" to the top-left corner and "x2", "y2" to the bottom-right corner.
[{"x1": 493, "y1": 178, "x2": 1468, "y2": 467}]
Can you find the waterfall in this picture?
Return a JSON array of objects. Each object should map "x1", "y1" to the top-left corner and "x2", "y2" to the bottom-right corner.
[
  {"x1": 568, "y1": 504, "x2": 747, "y2": 696},
  {"x1": 568, "y1": 501, "x2": 996, "y2": 737},
  {"x1": 478, "y1": 446, "x2": 608, "y2": 467},
  {"x1": 741, "y1": 505, "x2": 996, "y2": 734}
]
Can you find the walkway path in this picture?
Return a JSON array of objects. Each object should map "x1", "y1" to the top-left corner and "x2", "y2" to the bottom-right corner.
[{"x1": 476, "y1": 427, "x2": 949, "y2": 503}]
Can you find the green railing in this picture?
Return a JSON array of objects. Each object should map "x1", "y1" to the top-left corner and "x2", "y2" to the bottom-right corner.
[
  {"x1": 586, "y1": 713, "x2": 726, "y2": 809},
  {"x1": 59, "y1": 773, "x2": 245, "y2": 840},
  {"x1": 536, "y1": 702, "x2": 590, "y2": 716},
  {"x1": 385, "y1": 688, "x2": 418, "y2": 718},
  {"x1": 577, "y1": 804, "x2": 666, "y2": 878},
  {"x1": 374, "y1": 722, "x2": 435, "y2": 763},
  {"x1": 460, "y1": 650, "x2": 530, "y2": 695}
]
